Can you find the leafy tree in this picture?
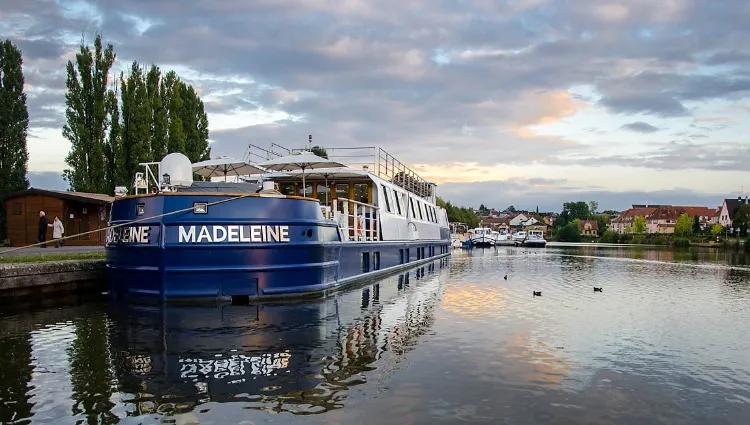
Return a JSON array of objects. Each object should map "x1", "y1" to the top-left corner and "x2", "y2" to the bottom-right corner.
[
  {"x1": 710, "y1": 223, "x2": 724, "y2": 237},
  {"x1": 120, "y1": 62, "x2": 151, "y2": 185},
  {"x1": 675, "y1": 213, "x2": 693, "y2": 236},
  {"x1": 557, "y1": 221, "x2": 581, "y2": 242},
  {"x1": 63, "y1": 40, "x2": 212, "y2": 193},
  {"x1": 589, "y1": 201, "x2": 599, "y2": 214},
  {"x1": 556, "y1": 201, "x2": 591, "y2": 231},
  {"x1": 311, "y1": 146, "x2": 328, "y2": 158},
  {"x1": 692, "y1": 216, "x2": 701, "y2": 235},
  {"x1": 733, "y1": 204, "x2": 750, "y2": 237},
  {"x1": 436, "y1": 197, "x2": 480, "y2": 228},
  {"x1": 506, "y1": 205, "x2": 516, "y2": 213},
  {"x1": 479, "y1": 204, "x2": 488, "y2": 211},
  {"x1": 0, "y1": 39, "x2": 30, "y2": 241},
  {"x1": 632, "y1": 216, "x2": 646, "y2": 234},
  {"x1": 147, "y1": 65, "x2": 167, "y2": 161},
  {"x1": 599, "y1": 230, "x2": 618, "y2": 243},
  {"x1": 103, "y1": 86, "x2": 120, "y2": 193},
  {"x1": 595, "y1": 214, "x2": 610, "y2": 234},
  {"x1": 63, "y1": 34, "x2": 116, "y2": 193},
  {"x1": 164, "y1": 71, "x2": 186, "y2": 154},
  {"x1": 180, "y1": 81, "x2": 210, "y2": 163}
]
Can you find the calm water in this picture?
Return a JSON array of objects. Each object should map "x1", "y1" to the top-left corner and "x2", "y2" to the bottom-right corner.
[{"x1": 2, "y1": 245, "x2": 750, "y2": 424}]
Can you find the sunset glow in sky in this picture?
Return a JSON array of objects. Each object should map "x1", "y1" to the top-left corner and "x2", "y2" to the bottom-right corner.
[{"x1": 4, "y1": 0, "x2": 750, "y2": 211}]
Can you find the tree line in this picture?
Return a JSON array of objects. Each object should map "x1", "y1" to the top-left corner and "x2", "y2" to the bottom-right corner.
[
  {"x1": 436, "y1": 197, "x2": 480, "y2": 228},
  {"x1": 63, "y1": 34, "x2": 210, "y2": 194}
]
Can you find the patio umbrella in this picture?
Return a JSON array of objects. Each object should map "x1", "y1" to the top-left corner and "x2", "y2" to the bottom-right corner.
[
  {"x1": 192, "y1": 156, "x2": 268, "y2": 181},
  {"x1": 259, "y1": 152, "x2": 345, "y2": 197}
]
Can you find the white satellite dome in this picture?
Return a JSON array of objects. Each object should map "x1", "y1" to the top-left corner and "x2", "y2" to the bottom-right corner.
[{"x1": 160, "y1": 153, "x2": 194, "y2": 187}]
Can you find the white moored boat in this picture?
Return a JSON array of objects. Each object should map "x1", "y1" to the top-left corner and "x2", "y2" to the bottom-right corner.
[
  {"x1": 493, "y1": 231, "x2": 515, "y2": 246},
  {"x1": 523, "y1": 230, "x2": 547, "y2": 247},
  {"x1": 469, "y1": 227, "x2": 495, "y2": 247}
]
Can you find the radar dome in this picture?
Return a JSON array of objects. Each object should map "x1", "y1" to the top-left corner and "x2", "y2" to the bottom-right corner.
[{"x1": 160, "y1": 153, "x2": 193, "y2": 187}]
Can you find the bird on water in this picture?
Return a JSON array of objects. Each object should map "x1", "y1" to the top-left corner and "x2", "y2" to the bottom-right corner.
[
  {"x1": 533, "y1": 291, "x2": 541, "y2": 297},
  {"x1": 594, "y1": 287, "x2": 602, "y2": 292}
]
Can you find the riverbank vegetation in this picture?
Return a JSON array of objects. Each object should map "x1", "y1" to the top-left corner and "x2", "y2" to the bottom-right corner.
[
  {"x1": 436, "y1": 197, "x2": 480, "y2": 228},
  {"x1": 0, "y1": 251, "x2": 106, "y2": 264}
]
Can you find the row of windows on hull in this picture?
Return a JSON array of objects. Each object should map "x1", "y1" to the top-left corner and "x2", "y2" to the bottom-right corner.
[{"x1": 361, "y1": 245, "x2": 450, "y2": 273}]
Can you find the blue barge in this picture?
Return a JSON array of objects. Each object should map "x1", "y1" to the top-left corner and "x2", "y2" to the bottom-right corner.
[{"x1": 106, "y1": 146, "x2": 451, "y2": 301}]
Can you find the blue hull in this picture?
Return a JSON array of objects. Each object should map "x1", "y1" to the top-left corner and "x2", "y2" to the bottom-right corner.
[{"x1": 106, "y1": 193, "x2": 451, "y2": 300}]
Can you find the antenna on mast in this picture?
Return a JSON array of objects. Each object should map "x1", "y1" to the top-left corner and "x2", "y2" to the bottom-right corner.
[{"x1": 308, "y1": 134, "x2": 312, "y2": 151}]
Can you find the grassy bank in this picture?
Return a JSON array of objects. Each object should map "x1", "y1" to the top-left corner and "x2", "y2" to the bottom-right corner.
[{"x1": 0, "y1": 251, "x2": 106, "y2": 264}]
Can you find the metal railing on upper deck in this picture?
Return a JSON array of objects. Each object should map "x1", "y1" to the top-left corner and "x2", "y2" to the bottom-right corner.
[
  {"x1": 247, "y1": 143, "x2": 435, "y2": 200},
  {"x1": 331, "y1": 197, "x2": 380, "y2": 242}
]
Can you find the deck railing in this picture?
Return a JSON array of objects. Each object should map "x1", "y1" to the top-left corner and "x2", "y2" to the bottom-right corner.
[
  {"x1": 248, "y1": 143, "x2": 436, "y2": 201},
  {"x1": 332, "y1": 197, "x2": 380, "y2": 242}
]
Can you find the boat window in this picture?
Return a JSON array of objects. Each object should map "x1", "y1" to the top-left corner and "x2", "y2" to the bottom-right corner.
[
  {"x1": 316, "y1": 183, "x2": 329, "y2": 205},
  {"x1": 303, "y1": 183, "x2": 313, "y2": 197},
  {"x1": 279, "y1": 183, "x2": 295, "y2": 196},
  {"x1": 432, "y1": 207, "x2": 438, "y2": 222},
  {"x1": 394, "y1": 189, "x2": 403, "y2": 215},
  {"x1": 428, "y1": 206, "x2": 434, "y2": 222},
  {"x1": 382, "y1": 186, "x2": 392, "y2": 213},
  {"x1": 354, "y1": 183, "x2": 369, "y2": 204},
  {"x1": 334, "y1": 184, "x2": 349, "y2": 211},
  {"x1": 418, "y1": 201, "x2": 424, "y2": 220},
  {"x1": 409, "y1": 198, "x2": 416, "y2": 218}
]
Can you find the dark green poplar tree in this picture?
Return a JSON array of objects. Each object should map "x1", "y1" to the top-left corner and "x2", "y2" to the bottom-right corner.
[
  {"x1": 179, "y1": 82, "x2": 211, "y2": 162},
  {"x1": 62, "y1": 34, "x2": 115, "y2": 193},
  {"x1": 119, "y1": 62, "x2": 152, "y2": 184},
  {"x1": 103, "y1": 83, "x2": 120, "y2": 194},
  {"x1": 164, "y1": 71, "x2": 186, "y2": 154},
  {"x1": 0, "y1": 39, "x2": 30, "y2": 241},
  {"x1": 146, "y1": 65, "x2": 167, "y2": 160}
]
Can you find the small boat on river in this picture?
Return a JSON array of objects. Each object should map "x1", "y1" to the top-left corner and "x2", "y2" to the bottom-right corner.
[
  {"x1": 105, "y1": 143, "x2": 451, "y2": 301},
  {"x1": 469, "y1": 227, "x2": 495, "y2": 247},
  {"x1": 493, "y1": 231, "x2": 515, "y2": 246},
  {"x1": 523, "y1": 230, "x2": 547, "y2": 247}
]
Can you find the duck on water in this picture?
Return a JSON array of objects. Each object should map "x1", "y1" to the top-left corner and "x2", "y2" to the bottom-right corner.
[{"x1": 105, "y1": 143, "x2": 451, "y2": 301}]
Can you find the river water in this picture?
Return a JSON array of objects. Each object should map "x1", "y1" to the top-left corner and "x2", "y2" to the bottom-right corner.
[{"x1": 1, "y1": 245, "x2": 749, "y2": 424}]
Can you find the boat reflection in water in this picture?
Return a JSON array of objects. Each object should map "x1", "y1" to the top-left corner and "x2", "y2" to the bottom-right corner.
[{"x1": 107, "y1": 259, "x2": 448, "y2": 417}]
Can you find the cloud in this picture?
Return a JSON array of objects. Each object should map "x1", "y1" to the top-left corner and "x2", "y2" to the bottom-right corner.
[
  {"x1": 2, "y1": 0, "x2": 750, "y2": 194},
  {"x1": 437, "y1": 179, "x2": 727, "y2": 212},
  {"x1": 621, "y1": 121, "x2": 660, "y2": 133},
  {"x1": 27, "y1": 171, "x2": 67, "y2": 190}
]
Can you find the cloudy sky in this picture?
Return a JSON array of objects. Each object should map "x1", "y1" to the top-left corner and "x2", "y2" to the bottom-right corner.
[{"x1": 4, "y1": 0, "x2": 750, "y2": 212}]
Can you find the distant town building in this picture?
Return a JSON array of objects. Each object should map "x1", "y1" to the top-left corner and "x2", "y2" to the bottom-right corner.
[
  {"x1": 578, "y1": 220, "x2": 599, "y2": 237},
  {"x1": 718, "y1": 197, "x2": 750, "y2": 228},
  {"x1": 609, "y1": 204, "x2": 719, "y2": 234}
]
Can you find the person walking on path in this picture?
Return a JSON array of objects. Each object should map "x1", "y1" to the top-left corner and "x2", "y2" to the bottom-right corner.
[
  {"x1": 38, "y1": 211, "x2": 48, "y2": 248},
  {"x1": 50, "y1": 216, "x2": 65, "y2": 248}
]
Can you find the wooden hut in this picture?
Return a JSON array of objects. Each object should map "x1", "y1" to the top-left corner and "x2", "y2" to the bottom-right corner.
[{"x1": 2, "y1": 188, "x2": 114, "y2": 247}]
